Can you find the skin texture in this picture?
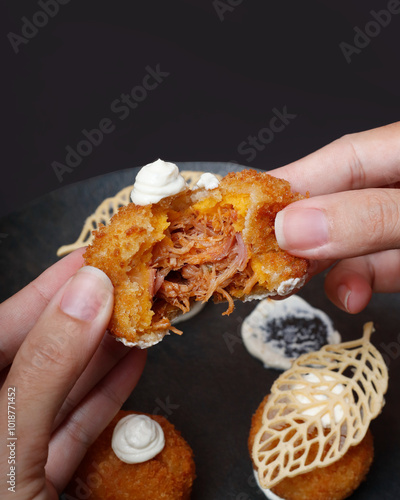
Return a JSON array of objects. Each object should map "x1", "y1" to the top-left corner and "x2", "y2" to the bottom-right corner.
[
  {"x1": 271, "y1": 121, "x2": 400, "y2": 314},
  {"x1": 249, "y1": 395, "x2": 374, "y2": 500},
  {"x1": 0, "y1": 249, "x2": 147, "y2": 499},
  {"x1": 65, "y1": 410, "x2": 196, "y2": 500}
]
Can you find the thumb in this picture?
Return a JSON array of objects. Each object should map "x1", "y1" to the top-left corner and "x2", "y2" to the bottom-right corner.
[
  {"x1": 274, "y1": 188, "x2": 400, "y2": 260},
  {"x1": 0, "y1": 266, "x2": 114, "y2": 497}
]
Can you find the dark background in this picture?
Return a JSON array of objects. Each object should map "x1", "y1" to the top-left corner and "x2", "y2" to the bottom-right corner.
[
  {"x1": 2, "y1": 1, "x2": 400, "y2": 499},
  {"x1": 2, "y1": 0, "x2": 400, "y2": 219}
]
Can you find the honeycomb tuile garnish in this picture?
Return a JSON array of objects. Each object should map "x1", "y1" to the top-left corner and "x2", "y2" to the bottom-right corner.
[
  {"x1": 252, "y1": 322, "x2": 388, "y2": 489},
  {"x1": 57, "y1": 170, "x2": 218, "y2": 257}
]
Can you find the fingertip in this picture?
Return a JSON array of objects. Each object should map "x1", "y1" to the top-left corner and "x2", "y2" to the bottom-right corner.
[
  {"x1": 59, "y1": 266, "x2": 113, "y2": 322},
  {"x1": 274, "y1": 210, "x2": 287, "y2": 249},
  {"x1": 275, "y1": 206, "x2": 329, "y2": 256},
  {"x1": 77, "y1": 265, "x2": 113, "y2": 291},
  {"x1": 60, "y1": 246, "x2": 87, "y2": 267},
  {"x1": 345, "y1": 278, "x2": 373, "y2": 314},
  {"x1": 337, "y1": 284, "x2": 351, "y2": 312},
  {"x1": 325, "y1": 271, "x2": 372, "y2": 314}
]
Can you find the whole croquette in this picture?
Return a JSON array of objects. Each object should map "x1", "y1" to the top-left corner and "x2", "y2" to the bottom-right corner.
[
  {"x1": 84, "y1": 169, "x2": 309, "y2": 348},
  {"x1": 65, "y1": 411, "x2": 195, "y2": 500},
  {"x1": 249, "y1": 395, "x2": 374, "y2": 500}
]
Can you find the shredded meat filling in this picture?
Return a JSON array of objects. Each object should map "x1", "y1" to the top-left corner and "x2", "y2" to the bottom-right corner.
[{"x1": 150, "y1": 205, "x2": 256, "y2": 316}]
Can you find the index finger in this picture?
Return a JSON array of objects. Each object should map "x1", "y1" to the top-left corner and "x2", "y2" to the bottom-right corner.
[{"x1": 270, "y1": 121, "x2": 400, "y2": 196}]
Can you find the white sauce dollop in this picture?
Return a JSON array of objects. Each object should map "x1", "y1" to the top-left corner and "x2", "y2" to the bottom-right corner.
[
  {"x1": 195, "y1": 172, "x2": 220, "y2": 190},
  {"x1": 276, "y1": 277, "x2": 304, "y2": 296},
  {"x1": 111, "y1": 414, "x2": 165, "y2": 464},
  {"x1": 241, "y1": 295, "x2": 341, "y2": 370},
  {"x1": 130, "y1": 159, "x2": 187, "y2": 205}
]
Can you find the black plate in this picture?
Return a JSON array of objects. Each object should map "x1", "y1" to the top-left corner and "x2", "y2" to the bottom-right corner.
[{"x1": 1, "y1": 163, "x2": 399, "y2": 499}]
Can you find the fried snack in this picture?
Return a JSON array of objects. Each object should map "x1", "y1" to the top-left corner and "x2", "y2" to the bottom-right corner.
[
  {"x1": 84, "y1": 170, "x2": 309, "y2": 347},
  {"x1": 249, "y1": 323, "x2": 388, "y2": 500},
  {"x1": 249, "y1": 395, "x2": 374, "y2": 500},
  {"x1": 65, "y1": 411, "x2": 195, "y2": 500}
]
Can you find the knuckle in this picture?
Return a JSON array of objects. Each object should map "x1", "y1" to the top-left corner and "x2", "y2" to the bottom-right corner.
[
  {"x1": 363, "y1": 191, "x2": 400, "y2": 247},
  {"x1": 30, "y1": 338, "x2": 67, "y2": 371},
  {"x1": 65, "y1": 411, "x2": 94, "y2": 450},
  {"x1": 20, "y1": 326, "x2": 77, "y2": 379},
  {"x1": 29, "y1": 339, "x2": 65, "y2": 370},
  {"x1": 14, "y1": 318, "x2": 83, "y2": 389},
  {"x1": 340, "y1": 134, "x2": 366, "y2": 189}
]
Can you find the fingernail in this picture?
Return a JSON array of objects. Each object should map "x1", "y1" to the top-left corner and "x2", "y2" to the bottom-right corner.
[
  {"x1": 60, "y1": 266, "x2": 113, "y2": 321},
  {"x1": 337, "y1": 284, "x2": 351, "y2": 312},
  {"x1": 275, "y1": 208, "x2": 329, "y2": 251}
]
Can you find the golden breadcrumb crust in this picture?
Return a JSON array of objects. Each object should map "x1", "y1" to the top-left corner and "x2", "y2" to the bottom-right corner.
[
  {"x1": 248, "y1": 395, "x2": 374, "y2": 500},
  {"x1": 84, "y1": 202, "x2": 171, "y2": 347},
  {"x1": 65, "y1": 411, "x2": 196, "y2": 500},
  {"x1": 84, "y1": 170, "x2": 309, "y2": 347}
]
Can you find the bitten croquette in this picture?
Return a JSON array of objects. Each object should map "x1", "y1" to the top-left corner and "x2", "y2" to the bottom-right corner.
[{"x1": 84, "y1": 170, "x2": 309, "y2": 348}]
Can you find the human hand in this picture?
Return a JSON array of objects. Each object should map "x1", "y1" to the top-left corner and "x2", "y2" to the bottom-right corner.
[
  {"x1": 0, "y1": 249, "x2": 146, "y2": 499},
  {"x1": 271, "y1": 121, "x2": 400, "y2": 314}
]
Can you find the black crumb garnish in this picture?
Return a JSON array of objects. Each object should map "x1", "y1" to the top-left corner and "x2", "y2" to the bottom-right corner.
[{"x1": 261, "y1": 316, "x2": 328, "y2": 358}]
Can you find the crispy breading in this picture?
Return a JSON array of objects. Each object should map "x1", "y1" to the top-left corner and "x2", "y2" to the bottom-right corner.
[
  {"x1": 65, "y1": 411, "x2": 195, "y2": 500},
  {"x1": 84, "y1": 170, "x2": 309, "y2": 347},
  {"x1": 248, "y1": 395, "x2": 374, "y2": 500}
]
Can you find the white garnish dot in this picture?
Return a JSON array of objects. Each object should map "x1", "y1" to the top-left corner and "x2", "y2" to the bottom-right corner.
[
  {"x1": 112, "y1": 414, "x2": 165, "y2": 464},
  {"x1": 130, "y1": 159, "x2": 187, "y2": 205}
]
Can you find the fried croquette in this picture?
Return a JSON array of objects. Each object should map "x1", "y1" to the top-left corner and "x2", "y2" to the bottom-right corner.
[
  {"x1": 248, "y1": 395, "x2": 374, "y2": 500},
  {"x1": 65, "y1": 411, "x2": 195, "y2": 500},
  {"x1": 84, "y1": 170, "x2": 309, "y2": 347}
]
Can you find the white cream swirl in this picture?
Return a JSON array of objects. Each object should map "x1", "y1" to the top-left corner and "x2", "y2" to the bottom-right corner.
[
  {"x1": 130, "y1": 159, "x2": 187, "y2": 205},
  {"x1": 111, "y1": 414, "x2": 165, "y2": 464},
  {"x1": 195, "y1": 172, "x2": 220, "y2": 190}
]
